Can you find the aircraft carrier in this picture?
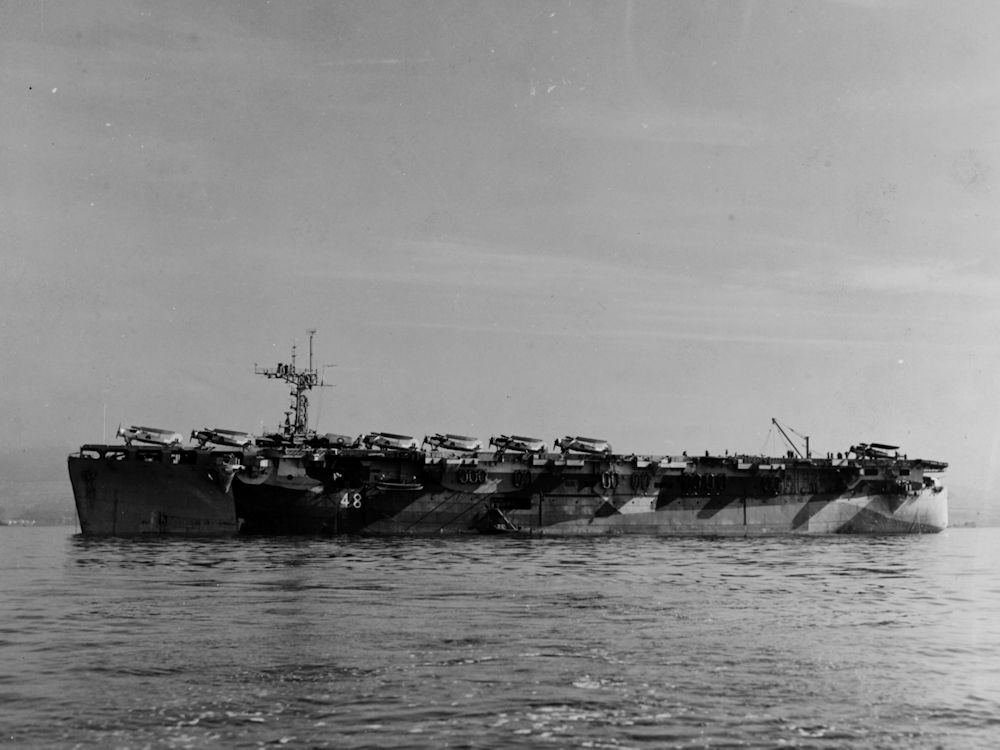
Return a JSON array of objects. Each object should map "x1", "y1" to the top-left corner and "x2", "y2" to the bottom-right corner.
[{"x1": 68, "y1": 332, "x2": 948, "y2": 537}]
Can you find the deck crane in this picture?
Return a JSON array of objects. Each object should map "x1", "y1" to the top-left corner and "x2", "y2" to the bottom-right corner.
[{"x1": 771, "y1": 418, "x2": 810, "y2": 459}]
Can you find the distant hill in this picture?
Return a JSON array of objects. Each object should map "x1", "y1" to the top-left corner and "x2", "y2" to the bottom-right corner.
[
  {"x1": 0, "y1": 479, "x2": 75, "y2": 525},
  {"x1": 0, "y1": 446, "x2": 74, "y2": 483},
  {"x1": 0, "y1": 447, "x2": 77, "y2": 525},
  {"x1": 948, "y1": 485, "x2": 1000, "y2": 528}
]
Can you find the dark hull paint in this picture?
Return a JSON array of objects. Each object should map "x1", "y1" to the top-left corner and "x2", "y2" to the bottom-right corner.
[
  {"x1": 67, "y1": 447, "x2": 239, "y2": 536},
  {"x1": 233, "y1": 481, "x2": 357, "y2": 535}
]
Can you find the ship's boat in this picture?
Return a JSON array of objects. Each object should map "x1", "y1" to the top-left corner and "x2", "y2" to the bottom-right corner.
[{"x1": 69, "y1": 332, "x2": 950, "y2": 537}]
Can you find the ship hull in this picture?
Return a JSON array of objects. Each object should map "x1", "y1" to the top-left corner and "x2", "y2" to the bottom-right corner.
[
  {"x1": 327, "y1": 487, "x2": 948, "y2": 536},
  {"x1": 370, "y1": 450, "x2": 944, "y2": 536},
  {"x1": 228, "y1": 449, "x2": 948, "y2": 537},
  {"x1": 68, "y1": 446, "x2": 240, "y2": 536},
  {"x1": 233, "y1": 480, "x2": 346, "y2": 534},
  {"x1": 71, "y1": 444, "x2": 948, "y2": 538}
]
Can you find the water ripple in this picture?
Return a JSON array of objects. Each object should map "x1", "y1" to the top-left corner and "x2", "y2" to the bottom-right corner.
[{"x1": 2, "y1": 526, "x2": 1000, "y2": 748}]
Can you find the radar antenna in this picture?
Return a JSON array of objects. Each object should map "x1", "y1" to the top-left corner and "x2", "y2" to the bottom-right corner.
[{"x1": 255, "y1": 329, "x2": 328, "y2": 438}]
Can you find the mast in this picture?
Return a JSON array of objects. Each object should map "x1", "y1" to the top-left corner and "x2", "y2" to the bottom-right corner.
[{"x1": 255, "y1": 329, "x2": 321, "y2": 438}]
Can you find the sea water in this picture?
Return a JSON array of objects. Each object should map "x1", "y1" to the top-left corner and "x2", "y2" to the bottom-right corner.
[{"x1": 2, "y1": 524, "x2": 999, "y2": 749}]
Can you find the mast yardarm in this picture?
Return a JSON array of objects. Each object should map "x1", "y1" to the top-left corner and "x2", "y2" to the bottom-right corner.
[{"x1": 255, "y1": 329, "x2": 321, "y2": 437}]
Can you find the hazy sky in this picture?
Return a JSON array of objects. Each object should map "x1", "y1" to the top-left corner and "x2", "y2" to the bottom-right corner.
[{"x1": 3, "y1": 1, "x2": 999, "y2": 492}]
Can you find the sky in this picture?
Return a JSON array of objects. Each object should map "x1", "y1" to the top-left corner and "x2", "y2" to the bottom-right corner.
[{"x1": 3, "y1": 1, "x2": 999, "y2": 494}]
